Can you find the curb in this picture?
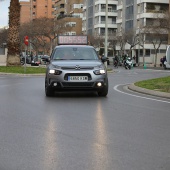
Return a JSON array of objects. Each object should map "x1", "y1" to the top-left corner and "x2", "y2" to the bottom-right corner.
[
  {"x1": 128, "y1": 84, "x2": 170, "y2": 99},
  {"x1": 0, "y1": 72, "x2": 45, "y2": 76}
]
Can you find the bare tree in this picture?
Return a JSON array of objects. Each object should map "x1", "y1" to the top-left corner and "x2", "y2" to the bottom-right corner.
[
  {"x1": 126, "y1": 29, "x2": 140, "y2": 57},
  {"x1": 19, "y1": 17, "x2": 71, "y2": 55},
  {"x1": 92, "y1": 33, "x2": 105, "y2": 55},
  {"x1": 116, "y1": 29, "x2": 128, "y2": 58},
  {"x1": 108, "y1": 32, "x2": 117, "y2": 56},
  {"x1": 144, "y1": 13, "x2": 168, "y2": 67}
]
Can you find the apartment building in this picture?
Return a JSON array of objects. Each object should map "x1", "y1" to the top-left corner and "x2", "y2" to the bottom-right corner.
[
  {"x1": 117, "y1": 0, "x2": 169, "y2": 65},
  {"x1": 20, "y1": 0, "x2": 56, "y2": 24},
  {"x1": 169, "y1": 0, "x2": 170, "y2": 44},
  {"x1": 54, "y1": 0, "x2": 83, "y2": 35},
  {"x1": 82, "y1": 0, "x2": 118, "y2": 35},
  {"x1": 20, "y1": 1, "x2": 31, "y2": 24}
]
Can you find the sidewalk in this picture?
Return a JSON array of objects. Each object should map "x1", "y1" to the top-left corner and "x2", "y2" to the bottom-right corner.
[{"x1": 128, "y1": 84, "x2": 170, "y2": 99}]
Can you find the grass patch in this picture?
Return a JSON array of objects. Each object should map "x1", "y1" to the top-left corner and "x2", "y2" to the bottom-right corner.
[
  {"x1": 0, "y1": 66, "x2": 46, "y2": 74},
  {"x1": 135, "y1": 76, "x2": 170, "y2": 93}
]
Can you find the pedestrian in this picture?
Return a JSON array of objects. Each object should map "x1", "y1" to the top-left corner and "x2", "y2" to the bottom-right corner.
[
  {"x1": 162, "y1": 56, "x2": 166, "y2": 67},
  {"x1": 133, "y1": 55, "x2": 136, "y2": 67},
  {"x1": 114, "y1": 55, "x2": 119, "y2": 68},
  {"x1": 160, "y1": 56, "x2": 166, "y2": 67}
]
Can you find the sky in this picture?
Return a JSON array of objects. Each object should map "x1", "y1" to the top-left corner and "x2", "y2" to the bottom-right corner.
[
  {"x1": 0, "y1": 0, "x2": 29, "y2": 27},
  {"x1": 0, "y1": 0, "x2": 10, "y2": 27}
]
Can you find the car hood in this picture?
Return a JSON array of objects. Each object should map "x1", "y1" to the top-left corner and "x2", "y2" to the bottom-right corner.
[{"x1": 51, "y1": 60, "x2": 103, "y2": 68}]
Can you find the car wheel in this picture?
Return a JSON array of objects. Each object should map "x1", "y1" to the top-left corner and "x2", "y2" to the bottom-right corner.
[
  {"x1": 45, "y1": 80, "x2": 54, "y2": 97},
  {"x1": 98, "y1": 79, "x2": 108, "y2": 97}
]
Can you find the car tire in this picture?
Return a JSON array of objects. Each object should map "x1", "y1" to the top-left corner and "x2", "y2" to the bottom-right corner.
[
  {"x1": 45, "y1": 80, "x2": 54, "y2": 97},
  {"x1": 98, "y1": 79, "x2": 108, "y2": 97}
]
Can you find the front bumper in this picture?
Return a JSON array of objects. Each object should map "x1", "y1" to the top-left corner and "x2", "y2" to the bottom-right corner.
[{"x1": 46, "y1": 70, "x2": 107, "y2": 91}]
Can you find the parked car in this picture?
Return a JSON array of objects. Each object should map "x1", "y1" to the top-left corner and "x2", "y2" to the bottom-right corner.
[
  {"x1": 41, "y1": 55, "x2": 50, "y2": 65},
  {"x1": 31, "y1": 56, "x2": 41, "y2": 66},
  {"x1": 20, "y1": 55, "x2": 32, "y2": 65}
]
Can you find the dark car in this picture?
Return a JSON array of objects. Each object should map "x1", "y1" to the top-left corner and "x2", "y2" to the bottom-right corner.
[
  {"x1": 41, "y1": 55, "x2": 50, "y2": 65},
  {"x1": 20, "y1": 55, "x2": 32, "y2": 65},
  {"x1": 45, "y1": 36, "x2": 108, "y2": 97},
  {"x1": 31, "y1": 55, "x2": 42, "y2": 66}
]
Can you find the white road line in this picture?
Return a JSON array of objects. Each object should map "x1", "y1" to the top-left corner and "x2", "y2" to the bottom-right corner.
[{"x1": 113, "y1": 84, "x2": 170, "y2": 104}]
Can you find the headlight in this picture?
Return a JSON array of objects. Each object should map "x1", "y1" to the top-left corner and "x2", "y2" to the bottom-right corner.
[
  {"x1": 49, "y1": 69, "x2": 55, "y2": 74},
  {"x1": 49, "y1": 69, "x2": 62, "y2": 75},
  {"x1": 93, "y1": 69, "x2": 106, "y2": 75}
]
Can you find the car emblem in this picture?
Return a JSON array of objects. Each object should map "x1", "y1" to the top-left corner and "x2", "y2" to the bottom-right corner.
[{"x1": 75, "y1": 65, "x2": 81, "y2": 70}]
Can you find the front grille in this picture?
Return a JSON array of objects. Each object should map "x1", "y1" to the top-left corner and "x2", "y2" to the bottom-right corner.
[
  {"x1": 61, "y1": 66, "x2": 94, "y2": 70},
  {"x1": 64, "y1": 73, "x2": 92, "y2": 81},
  {"x1": 61, "y1": 82, "x2": 94, "y2": 88}
]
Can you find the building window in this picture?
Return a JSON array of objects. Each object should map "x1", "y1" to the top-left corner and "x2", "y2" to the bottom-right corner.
[
  {"x1": 151, "y1": 49, "x2": 155, "y2": 54},
  {"x1": 140, "y1": 49, "x2": 143, "y2": 56},
  {"x1": 145, "y1": 49, "x2": 150, "y2": 56},
  {"x1": 71, "y1": 32, "x2": 76, "y2": 35},
  {"x1": 72, "y1": 4, "x2": 83, "y2": 9},
  {"x1": 160, "y1": 49, "x2": 166, "y2": 53}
]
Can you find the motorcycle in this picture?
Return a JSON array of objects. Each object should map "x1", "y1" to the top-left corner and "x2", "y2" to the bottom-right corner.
[{"x1": 124, "y1": 57, "x2": 133, "y2": 69}]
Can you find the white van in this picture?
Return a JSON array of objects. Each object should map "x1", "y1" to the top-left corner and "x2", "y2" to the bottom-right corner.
[{"x1": 165, "y1": 45, "x2": 170, "y2": 69}]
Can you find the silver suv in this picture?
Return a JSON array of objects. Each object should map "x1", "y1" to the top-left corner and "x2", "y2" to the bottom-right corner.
[{"x1": 45, "y1": 45, "x2": 108, "y2": 97}]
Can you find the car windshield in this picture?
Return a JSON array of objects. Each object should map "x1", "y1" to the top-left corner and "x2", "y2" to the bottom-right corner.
[{"x1": 52, "y1": 47, "x2": 99, "y2": 60}]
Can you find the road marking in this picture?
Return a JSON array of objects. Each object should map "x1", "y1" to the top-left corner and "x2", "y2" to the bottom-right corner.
[{"x1": 113, "y1": 84, "x2": 170, "y2": 104}]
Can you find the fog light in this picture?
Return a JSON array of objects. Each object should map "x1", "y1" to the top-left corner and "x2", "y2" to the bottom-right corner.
[
  {"x1": 53, "y1": 83, "x2": 57, "y2": 86},
  {"x1": 97, "y1": 82, "x2": 102, "y2": 87}
]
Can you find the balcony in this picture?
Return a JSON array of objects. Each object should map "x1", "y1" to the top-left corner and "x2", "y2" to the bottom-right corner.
[
  {"x1": 94, "y1": 21, "x2": 117, "y2": 29},
  {"x1": 95, "y1": 9, "x2": 117, "y2": 17},
  {"x1": 137, "y1": 0, "x2": 168, "y2": 4},
  {"x1": 95, "y1": 0, "x2": 118, "y2": 5}
]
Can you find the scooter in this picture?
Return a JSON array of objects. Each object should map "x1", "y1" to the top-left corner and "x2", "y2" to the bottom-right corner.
[{"x1": 124, "y1": 57, "x2": 133, "y2": 69}]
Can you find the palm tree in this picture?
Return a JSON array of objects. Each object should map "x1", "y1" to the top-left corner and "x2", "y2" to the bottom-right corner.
[{"x1": 7, "y1": 0, "x2": 20, "y2": 66}]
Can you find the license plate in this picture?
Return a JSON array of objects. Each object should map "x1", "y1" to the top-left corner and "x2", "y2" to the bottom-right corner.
[{"x1": 68, "y1": 76, "x2": 88, "y2": 81}]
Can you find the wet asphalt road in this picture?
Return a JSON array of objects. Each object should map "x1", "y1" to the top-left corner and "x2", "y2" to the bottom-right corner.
[{"x1": 0, "y1": 67, "x2": 170, "y2": 170}]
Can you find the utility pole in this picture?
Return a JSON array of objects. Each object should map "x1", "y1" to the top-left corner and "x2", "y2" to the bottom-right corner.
[{"x1": 104, "y1": 0, "x2": 108, "y2": 68}]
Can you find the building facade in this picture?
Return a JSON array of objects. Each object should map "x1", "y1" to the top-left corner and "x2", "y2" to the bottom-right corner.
[
  {"x1": 54, "y1": 0, "x2": 84, "y2": 35},
  {"x1": 20, "y1": 1, "x2": 31, "y2": 24},
  {"x1": 117, "y1": 0, "x2": 169, "y2": 65},
  {"x1": 82, "y1": 0, "x2": 118, "y2": 35},
  {"x1": 20, "y1": 0, "x2": 56, "y2": 24}
]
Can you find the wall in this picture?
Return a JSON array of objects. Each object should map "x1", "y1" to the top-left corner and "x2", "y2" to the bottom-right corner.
[
  {"x1": 0, "y1": 48, "x2": 7, "y2": 66},
  {"x1": 139, "y1": 53, "x2": 165, "y2": 67}
]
